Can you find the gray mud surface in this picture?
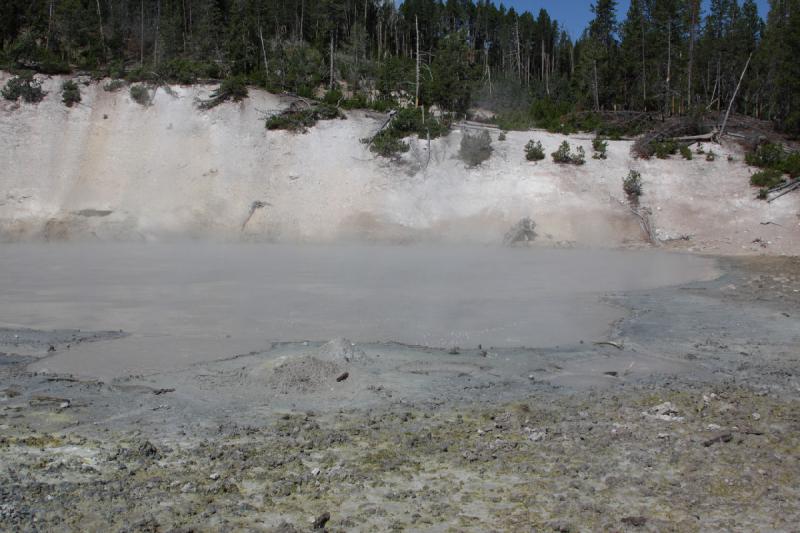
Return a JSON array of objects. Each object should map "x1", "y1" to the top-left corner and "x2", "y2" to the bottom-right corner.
[{"x1": 0, "y1": 248, "x2": 798, "y2": 531}]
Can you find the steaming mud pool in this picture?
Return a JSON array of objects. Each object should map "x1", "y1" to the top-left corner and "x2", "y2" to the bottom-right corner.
[{"x1": 0, "y1": 245, "x2": 799, "y2": 531}]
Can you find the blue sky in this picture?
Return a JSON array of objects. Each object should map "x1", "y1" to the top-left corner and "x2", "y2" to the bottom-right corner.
[{"x1": 496, "y1": 0, "x2": 771, "y2": 38}]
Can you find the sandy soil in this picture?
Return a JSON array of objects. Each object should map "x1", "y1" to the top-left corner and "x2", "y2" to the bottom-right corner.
[
  {"x1": 0, "y1": 255, "x2": 798, "y2": 532},
  {"x1": 1, "y1": 73, "x2": 798, "y2": 254}
]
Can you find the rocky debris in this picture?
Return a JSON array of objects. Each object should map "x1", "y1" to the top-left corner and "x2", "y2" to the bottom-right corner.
[
  {"x1": 335, "y1": 372, "x2": 349, "y2": 383},
  {"x1": 267, "y1": 356, "x2": 344, "y2": 394},
  {"x1": 621, "y1": 516, "x2": 648, "y2": 527},
  {"x1": 270, "y1": 522, "x2": 300, "y2": 533},
  {"x1": 0, "y1": 327, "x2": 127, "y2": 353},
  {"x1": 702, "y1": 432, "x2": 733, "y2": 447},
  {"x1": 642, "y1": 402, "x2": 685, "y2": 422},
  {"x1": 503, "y1": 217, "x2": 537, "y2": 246},
  {"x1": 312, "y1": 512, "x2": 331, "y2": 530},
  {"x1": 316, "y1": 338, "x2": 366, "y2": 363},
  {"x1": 73, "y1": 209, "x2": 113, "y2": 218}
]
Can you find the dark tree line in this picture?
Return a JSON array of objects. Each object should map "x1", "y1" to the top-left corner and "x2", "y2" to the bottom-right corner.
[{"x1": 1, "y1": 0, "x2": 798, "y2": 134}]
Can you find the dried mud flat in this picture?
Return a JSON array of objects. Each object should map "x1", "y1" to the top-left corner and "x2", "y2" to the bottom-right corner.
[{"x1": 1, "y1": 256, "x2": 799, "y2": 532}]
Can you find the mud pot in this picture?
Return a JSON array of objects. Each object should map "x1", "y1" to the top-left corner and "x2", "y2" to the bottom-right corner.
[{"x1": 0, "y1": 244, "x2": 798, "y2": 531}]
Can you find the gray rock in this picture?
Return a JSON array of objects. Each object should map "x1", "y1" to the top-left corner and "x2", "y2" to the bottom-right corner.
[
  {"x1": 503, "y1": 218, "x2": 537, "y2": 246},
  {"x1": 317, "y1": 338, "x2": 365, "y2": 363}
]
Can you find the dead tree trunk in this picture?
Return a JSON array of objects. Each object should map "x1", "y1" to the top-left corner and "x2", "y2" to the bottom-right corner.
[
  {"x1": 153, "y1": 0, "x2": 161, "y2": 66},
  {"x1": 719, "y1": 52, "x2": 753, "y2": 138},
  {"x1": 259, "y1": 24, "x2": 268, "y2": 73},
  {"x1": 95, "y1": 0, "x2": 108, "y2": 62},
  {"x1": 664, "y1": 20, "x2": 671, "y2": 117},
  {"x1": 329, "y1": 34, "x2": 335, "y2": 90},
  {"x1": 415, "y1": 16, "x2": 420, "y2": 107},
  {"x1": 687, "y1": 0, "x2": 699, "y2": 110},
  {"x1": 140, "y1": 0, "x2": 145, "y2": 66}
]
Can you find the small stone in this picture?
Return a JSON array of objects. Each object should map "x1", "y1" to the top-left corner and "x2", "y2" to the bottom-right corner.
[
  {"x1": 621, "y1": 516, "x2": 647, "y2": 527},
  {"x1": 209, "y1": 472, "x2": 221, "y2": 480},
  {"x1": 312, "y1": 512, "x2": 330, "y2": 529},
  {"x1": 752, "y1": 412, "x2": 761, "y2": 420}
]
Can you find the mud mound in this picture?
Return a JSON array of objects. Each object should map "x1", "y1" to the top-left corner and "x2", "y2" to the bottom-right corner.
[
  {"x1": 316, "y1": 337, "x2": 366, "y2": 363},
  {"x1": 261, "y1": 356, "x2": 345, "y2": 394}
]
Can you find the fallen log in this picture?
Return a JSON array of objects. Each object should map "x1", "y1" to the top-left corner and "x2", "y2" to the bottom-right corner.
[
  {"x1": 767, "y1": 178, "x2": 799, "y2": 195},
  {"x1": 768, "y1": 180, "x2": 800, "y2": 203},
  {"x1": 593, "y1": 341, "x2": 624, "y2": 350},
  {"x1": 671, "y1": 131, "x2": 715, "y2": 142}
]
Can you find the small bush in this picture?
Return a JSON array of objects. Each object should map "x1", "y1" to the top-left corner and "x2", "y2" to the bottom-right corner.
[
  {"x1": 652, "y1": 140, "x2": 678, "y2": 159},
  {"x1": 745, "y1": 142, "x2": 785, "y2": 168},
  {"x1": 623, "y1": 170, "x2": 643, "y2": 197},
  {"x1": 745, "y1": 142, "x2": 800, "y2": 178},
  {"x1": 695, "y1": 144, "x2": 705, "y2": 154},
  {"x1": 551, "y1": 141, "x2": 585, "y2": 165},
  {"x1": 366, "y1": 130, "x2": 410, "y2": 158},
  {"x1": 389, "y1": 107, "x2": 449, "y2": 139},
  {"x1": 750, "y1": 169, "x2": 786, "y2": 189},
  {"x1": 592, "y1": 137, "x2": 608, "y2": 159},
  {"x1": 1, "y1": 73, "x2": 45, "y2": 103},
  {"x1": 130, "y1": 84, "x2": 151, "y2": 106},
  {"x1": 155, "y1": 58, "x2": 220, "y2": 84},
  {"x1": 266, "y1": 103, "x2": 344, "y2": 133},
  {"x1": 680, "y1": 145, "x2": 692, "y2": 160},
  {"x1": 61, "y1": 80, "x2": 81, "y2": 107},
  {"x1": 498, "y1": 132, "x2": 506, "y2": 141},
  {"x1": 706, "y1": 150, "x2": 716, "y2": 162},
  {"x1": 366, "y1": 107, "x2": 450, "y2": 158},
  {"x1": 459, "y1": 130, "x2": 493, "y2": 167},
  {"x1": 104, "y1": 79, "x2": 126, "y2": 92},
  {"x1": 757, "y1": 188, "x2": 769, "y2": 199},
  {"x1": 525, "y1": 140, "x2": 545, "y2": 161},
  {"x1": 198, "y1": 76, "x2": 248, "y2": 109}
]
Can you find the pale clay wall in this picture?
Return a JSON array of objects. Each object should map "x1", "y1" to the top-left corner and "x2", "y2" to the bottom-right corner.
[{"x1": 1, "y1": 72, "x2": 798, "y2": 254}]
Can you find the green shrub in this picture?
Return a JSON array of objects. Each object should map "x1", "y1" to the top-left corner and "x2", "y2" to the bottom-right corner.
[
  {"x1": 746, "y1": 142, "x2": 785, "y2": 168},
  {"x1": 623, "y1": 170, "x2": 643, "y2": 197},
  {"x1": 1, "y1": 73, "x2": 45, "y2": 103},
  {"x1": 61, "y1": 80, "x2": 81, "y2": 107},
  {"x1": 266, "y1": 103, "x2": 344, "y2": 133},
  {"x1": 652, "y1": 140, "x2": 678, "y2": 159},
  {"x1": 498, "y1": 132, "x2": 506, "y2": 141},
  {"x1": 551, "y1": 141, "x2": 585, "y2": 165},
  {"x1": 366, "y1": 130, "x2": 410, "y2": 158},
  {"x1": 155, "y1": 58, "x2": 220, "y2": 84},
  {"x1": 757, "y1": 188, "x2": 769, "y2": 199},
  {"x1": 323, "y1": 88, "x2": 344, "y2": 105},
  {"x1": 390, "y1": 107, "x2": 449, "y2": 139},
  {"x1": 749, "y1": 169, "x2": 786, "y2": 189},
  {"x1": 198, "y1": 76, "x2": 248, "y2": 109},
  {"x1": 524, "y1": 140, "x2": 545, "y2": 161},
  {"x1": 129, "y1": 84, "x2": 151, "y2": 106},
  {"x1": 104, "y1": 79, "x2": 126, "y2": 92},
  {"x1": 592, "y1": 137, "x2": 608, "y2": 159},
  {"x1": 365, "y1": 107, "x2": 450, "y2": 158},
  {"x1": 706, "y1": 150, "x2": 716, "y2": 161},
  {"x1": 459, "y1": 130, "x2": 493, "y2": 167},
  {"x1": 745, "y1": 142, "x2": 800, "y2": 178},
  {"x1": 680, "y1": 145, "x2": 692, "y2": 160}
]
